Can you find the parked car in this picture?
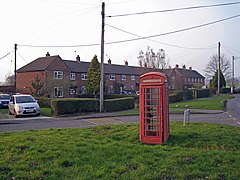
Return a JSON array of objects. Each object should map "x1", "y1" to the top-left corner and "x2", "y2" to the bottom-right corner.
[
  {"x1": 8, "y1": 94, "x2": 40, "y2": 118},
  {"x1": 0, "y1": 94, "x2": 10, "y2": 108},
  {"x1": 234, "y1": 87, "x2": 240, "y2": 94}
]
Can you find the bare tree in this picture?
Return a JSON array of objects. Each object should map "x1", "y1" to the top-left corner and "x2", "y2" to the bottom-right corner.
[
  {"x1": 4, "y1": 74, "x2": 15, "y2": 85},
  {"x1": 138, "y1": 46, "x2": 168, "y2": 69},
  {"x1": 204, "y1": 54, "x2": 231, "y2": 79}
]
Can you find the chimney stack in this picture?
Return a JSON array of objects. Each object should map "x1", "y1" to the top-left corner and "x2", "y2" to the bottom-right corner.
[
  {"x1": 175, "y1": 64, "x2": 179, "y2": 68},
  {"x1": 46, "y1": 52, "x2": 50, "y2": 57},
  {"x1": 108, "y1": 59, "x2": 111, "y2": 64},
  {"x1": 125, "y1": 60, "x2": 128, "y2": 66},
  {"x1": 183, "y1": 65, "x2": 186, "y2": 69},
  {"x1": 76, "y1": 55, "x2": 80, "y2": 62},
  {"x1": 189, "y1": 67, "x2": 192, "y2": 70}
]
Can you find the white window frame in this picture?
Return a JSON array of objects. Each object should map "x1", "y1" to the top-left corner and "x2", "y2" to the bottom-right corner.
[
  {"x1": 54, "y1": 71, "x2": 63, "y2": 79},
  {"x1": 81, "y1": 86, "x2": 87, "y2": 94},
  {"x1": 131, "y1": 75, "x2": 135, "y2": 81},
  {"x1": 131, "y1": 85, "x2": 134, "y2": 90},
  {"x1": 81, "y1": 73, "x2": 87, "y2": 80},
  {"x1": 70, "y1": 73, "x2": 76, "y2": 80},
  {"x1": 109, "y1": 85, "x2": 114, "y2": 94},
  {"x1": 121, "y1": 75, "x2": 126, "y2": 80},
  {"x1": 54, "y1": 87, "x2": 63, "y2": 97},
  {"x1": 110, "y1": 74, "x2": 115, "y2": 80}
]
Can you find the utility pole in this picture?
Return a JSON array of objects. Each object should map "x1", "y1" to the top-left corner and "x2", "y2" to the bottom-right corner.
[
  {"x1": 217, "y1": 42, "x2": 221, "y2": 96},
  {"x1": 14, "y1": 44, "x2": 17, "y2": 94},
  {"x1": 100, "y1": 2, "x2": 105, "y2": 112},
  {"x1": 231, "y1": 56, "x2": 234, "y2": 93}
]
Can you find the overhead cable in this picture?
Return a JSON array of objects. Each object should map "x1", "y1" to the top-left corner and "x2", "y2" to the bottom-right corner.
[
  {"x1": 107, "y1": 1, "x2": 240, "y2": 17},
  {"x1": 106, "y1": 24, "x2": 216, "y2": 50},
  {"x1": 105, "y1": 14, "x2": 240, "y2": 44},
  {"x1": 0, "y1": 52, "x2": 11, "y2": 60}
]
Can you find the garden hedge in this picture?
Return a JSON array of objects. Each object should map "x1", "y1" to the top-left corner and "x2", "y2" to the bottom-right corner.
[
  {"x1": 51, "y1": 98, "x2": 99, "y2": 116},
  {"x1": 104, "y1": 97, "x2": 135, "y2": 112}
]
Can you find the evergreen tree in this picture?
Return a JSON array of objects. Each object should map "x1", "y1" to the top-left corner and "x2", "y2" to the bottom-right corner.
[
  {"x1": 86, "y1": 55, "x2": 101, "y2": 95},
  {"x1": 30, "y1": 74, "x2": 46, "y2": 97},
  {"x1": 209, "y1": 70, "x2": 226, "y2": 89}
]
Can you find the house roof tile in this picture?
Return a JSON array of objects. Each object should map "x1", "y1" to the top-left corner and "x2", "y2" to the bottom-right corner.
[{"x1": 17, "y1": 55, "x2": 61, "y2": 72}]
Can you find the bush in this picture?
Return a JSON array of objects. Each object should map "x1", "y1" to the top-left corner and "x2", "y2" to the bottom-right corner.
[
  {"x1": 220, "y1": 88, "x2": 231, "y2": 94},
  {"x1": 35, "y1": 98, "x2": 52, "y2": 108},
  {"x1": 193, "y1": 89, "x2": 210, "y2": 98},
  {"x1": 51, "y1": 98, "x2": 99, "y2": 116},
  {"x1": 104, "y1": 97, "x2": 135, "y2": 112},
  {"x1": 169, "y1": 91, "x2": 183, "y2": 103}
]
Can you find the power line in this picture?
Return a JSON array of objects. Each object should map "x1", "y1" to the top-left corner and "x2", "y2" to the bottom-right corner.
[
  {"x1": 0, "y1": 51, "x2": 12, "y2": 60},
  {"x1": 18, "y1": 14, "x2": 240, "y2": 48},
  {"x1": 18, "y1": 43, "x2": 100, "y2": 48},
  {"x1": 105, "y1": 13, "x2": 240, "y2": 45},
  {"x1": 107, "y1": 1, "x2": 240, "y2": 17},
  {"x1": 106, "y1": 24, "x2": 216, "y2": 50}
]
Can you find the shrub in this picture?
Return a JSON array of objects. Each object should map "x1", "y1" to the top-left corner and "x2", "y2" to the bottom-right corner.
[
  {"x1": 104, "y1": 97, "x2": 135, "y2": 112},
  {"x1": 169, "y1": 91, "x2": 183, "y2": 103},
  {"x1": 220, "y1": 88, "x2": 231, "y2": 94},
  {"x1": 51, "y1": 98, "x2": 99, "y2": 116},
  {"x1": 193, "y1": 89, "x2": 210, "y2": 98},
  {"x1": 35, "y1": 98, "x2": 52, "y2": 108}
]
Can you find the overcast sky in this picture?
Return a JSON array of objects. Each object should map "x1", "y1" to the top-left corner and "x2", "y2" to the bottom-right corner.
[{"x1": 0, "y1": 0, "x2": 240, "y2": 83}]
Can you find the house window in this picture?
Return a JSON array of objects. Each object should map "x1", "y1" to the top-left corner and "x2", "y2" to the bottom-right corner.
[
  {"x1": 131, "y1": 85, "x2": 134, "y2": 90},
  {"x1": 70, "y1": 73, "x2": 76, "y2": 80},
  {"x1": 81, "y1": 86, "x2": 87, "y2": 94},
  {"x1": 54, "y1": 71, "x2": 63, "y2": 79},
  {"x1": 192, "y1": 78, "x2": 194, "y2": 82},
  {"x1": 121, "y1": 75, "x2": 126, "y2": 80},
  {"x1": 82, "y1": 73, "x2": 87, "y2": 80},
  {"x1": 109, "y1": 85, "x2": 114, "y2": 94},
  {"x1": 110, "y1": 74, "x2": 115, "y2": 80},
  {"x1": 54, "y1": 87, "x2": 63, "y2": 97},
  {"x1": 131, "y1": 75, "x2": 135, "y2": 81}
]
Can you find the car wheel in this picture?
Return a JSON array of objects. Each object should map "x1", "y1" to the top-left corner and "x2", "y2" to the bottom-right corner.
[{"x1": 36, "y1": 113, "x2": 40, "y2": 117}]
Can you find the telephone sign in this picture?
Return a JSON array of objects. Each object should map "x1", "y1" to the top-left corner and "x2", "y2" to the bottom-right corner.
[{"x1": 139, "y1": 72, "x2": 169, "y2": 144}]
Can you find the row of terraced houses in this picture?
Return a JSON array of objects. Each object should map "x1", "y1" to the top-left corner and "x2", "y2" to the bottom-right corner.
[{"x1": 16, "y1": 53, "x2": 205, "y2": 98}]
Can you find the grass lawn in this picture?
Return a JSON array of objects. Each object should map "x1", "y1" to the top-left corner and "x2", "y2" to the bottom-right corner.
[
  {"x1": 0, "y1": 122, "x2": 239, "y2": 179},
  {"x1": 0, "y1": 108, "x2": 52, "y2": 117},
  {"x1": 169, "y1": 94, "x2": 234, "y2": 110}
]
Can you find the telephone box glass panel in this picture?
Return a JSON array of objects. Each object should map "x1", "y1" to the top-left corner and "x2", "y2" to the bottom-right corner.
[{"x1": 144, "y1": 87, "x2": 161, "y2": 137}]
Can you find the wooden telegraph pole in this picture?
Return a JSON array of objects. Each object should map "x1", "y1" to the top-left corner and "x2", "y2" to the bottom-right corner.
[
  {"x1": 217, "y1": 42, "x2": 221, "y2": 96},
  {"x1": 100, "y1": 2, "x2": 105, "y2": 112},
  {"x1": 231, "y1": 56, "x2": 234, "y2": 93},
  {"x1": 14, "y1": 44, "x2": 17, "y2": 94}
]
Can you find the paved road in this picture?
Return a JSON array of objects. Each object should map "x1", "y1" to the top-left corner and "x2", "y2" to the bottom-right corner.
[
  {"x1": 225, "y1": 93, "x2": 240, "y2": 125},
  {"x1": 0, "y1": 94, "x2": 239, "y2": 133},
  {"x1": 0, "y1": 111, "x2": 238, "y2": 133}
]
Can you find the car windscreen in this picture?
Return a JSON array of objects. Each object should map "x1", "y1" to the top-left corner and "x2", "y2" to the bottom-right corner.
[
  {"x1": 16, "y1": 96, "x2": 35, "y2": 103},
  {"x1": 0, "y1": 95, "x2": 10, "y2": 99}
]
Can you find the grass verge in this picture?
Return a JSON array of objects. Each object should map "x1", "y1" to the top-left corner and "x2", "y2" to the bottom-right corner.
[
  {"x1": 0, "y1": 122, "x2": 239, "y2": 179},
  {"x1": 169, "y1": 94, "x2": 234, "y2": 110}
]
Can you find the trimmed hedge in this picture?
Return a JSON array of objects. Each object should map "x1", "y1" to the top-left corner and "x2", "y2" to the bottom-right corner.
[
  {"x1": 220, "y1": 88, "x2": 231, "y2": 94},
  {"x1": 169, "y1": 91, "x2": 183, "y2": 103},
  {"x1": 51, "y1": 98, "x2": 99, "y2": 116},
  {"x1": 104, "y1": 97, "x2": 135, "y2": 112},
  {"x1": 51, "y1": 97, "x2": 135, "y2": 116},
  {"x1": 35, "y1": 98, "x2": 52, "y2": 108},
  {"x1": 193, "y1": 89, "x2": 210, "y2": 98}
]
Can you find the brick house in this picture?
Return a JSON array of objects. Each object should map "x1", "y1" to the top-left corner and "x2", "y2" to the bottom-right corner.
[{"x1": 16, "y1": 54, "x2": 205, "y2": 98}]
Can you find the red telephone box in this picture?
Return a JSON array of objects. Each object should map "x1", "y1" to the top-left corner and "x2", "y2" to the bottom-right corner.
[{"x1": 139, "y1": 72, "x2": 169, "y2": 144}]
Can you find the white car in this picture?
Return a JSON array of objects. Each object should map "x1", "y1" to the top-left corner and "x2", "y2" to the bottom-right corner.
[{"x1": 8, "y1": 94, "x2": 40, "y2": 118}]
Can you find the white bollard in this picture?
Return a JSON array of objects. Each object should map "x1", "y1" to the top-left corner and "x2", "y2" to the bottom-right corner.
[{"x1": 183, "y1": 109, "x2": 190, "y2": 125}]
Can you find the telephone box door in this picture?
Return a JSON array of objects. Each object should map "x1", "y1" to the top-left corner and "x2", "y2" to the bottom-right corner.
[{"x1": 141, "y1": 86, "x2": 163, "y2": 144}]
